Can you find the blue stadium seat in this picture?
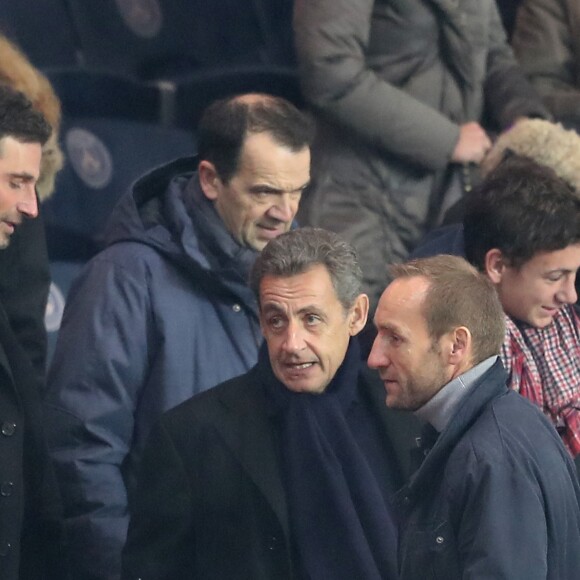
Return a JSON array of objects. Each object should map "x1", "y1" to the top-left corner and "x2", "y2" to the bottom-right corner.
[
  {"x1": 44, "y1": 116, "x2": 196, "y2": 261},
  {"x1": 65, "y1": 0, "x2": 271, "y2": 80},
  {"x1": 46, "y1": 69, "x2": 167, "y2": 124},
  {"x1": 251, "y1": 0, "x2": 296, "y2": 66},
  {"x1": 45, "y1": 260, "x2": 84, "y2": 365},
  {"x1": 0, "y1": 0, "x2": 79, "y2": 68},
  {"x1": 173, "y1": 64, "x2": 304, "y2": 130}
]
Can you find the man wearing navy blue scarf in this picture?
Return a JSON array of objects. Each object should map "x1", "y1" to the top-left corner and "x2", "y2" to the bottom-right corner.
[{"x1": 122, "y1": 227, "x2": 415, "y2": 579}]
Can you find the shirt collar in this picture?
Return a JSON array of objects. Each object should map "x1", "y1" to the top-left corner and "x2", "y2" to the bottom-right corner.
[{"x1": 414, "y1": 356, "x2": 498, "y2": 432}]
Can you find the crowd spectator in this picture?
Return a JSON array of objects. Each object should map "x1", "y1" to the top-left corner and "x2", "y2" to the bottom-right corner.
[
  {"x1": 0, "y1": 34, "x2": 64, "y2": 378},
  {"x1": 0, "y1": 84, "x2": 66, "y2": 580},
  {"x1": 44, "y1": 93, "x2": 314, "y2": 580},
  {"x1": 123, "y1": 228, "x2": 416, "y2": 580}
]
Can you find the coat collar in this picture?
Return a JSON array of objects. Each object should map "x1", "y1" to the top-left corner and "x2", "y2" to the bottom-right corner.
[
  {"x1": 208, "y1": 363, "x2": 425, "y2": 536},
  {"x1": 213, "y1": 368, "x2": 290, "y2": 537},
  {"x1": 401, "y1": 359, "x2": 508, "y2": 500},
  {"x1": 359, "y1": 366, "x2": 423, "y2": 483}
]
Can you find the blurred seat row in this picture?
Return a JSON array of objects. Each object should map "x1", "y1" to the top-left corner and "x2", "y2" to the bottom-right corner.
[{"x1": 0, "y1": 0, "x2": 296, "y2": 76}]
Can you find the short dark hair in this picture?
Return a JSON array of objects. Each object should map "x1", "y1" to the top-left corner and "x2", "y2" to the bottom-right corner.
[
  {"x1": 197, "y1": 93, "x2": 315, "y2": 183},
  {"x1": 0, "y1": 84, "x2": 51, "y2": 147},
  {"x1": 250, "y1": 227, "x2": 363, "y2": 312},
  {"x1": 464, "y1": 154, "x2": 580, "y2": 270},
  {"x1": 391, "y1": 255, "x2": 505, "y2": 364}
]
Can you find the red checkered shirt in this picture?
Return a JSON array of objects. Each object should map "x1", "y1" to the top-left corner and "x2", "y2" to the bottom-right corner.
[{"x1": 501, "y1": 306, "x2": 580, "y2": 457}]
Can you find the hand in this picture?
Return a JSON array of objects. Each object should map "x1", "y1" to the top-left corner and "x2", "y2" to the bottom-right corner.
[{"x1": 451, "y1": 122, "x2": 492, "y2": 164}]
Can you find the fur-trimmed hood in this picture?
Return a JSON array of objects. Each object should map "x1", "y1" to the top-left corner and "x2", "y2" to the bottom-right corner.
[
  {"x1": 482, "y1": 118, "x2": 580, "y2": 193},
  {"x1": 0, "y1": 35, "x2": 64, "y2": 201}
]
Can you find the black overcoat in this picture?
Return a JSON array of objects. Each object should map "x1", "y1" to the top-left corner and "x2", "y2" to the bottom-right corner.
[
  {"x1": 122, "y1": 366, "x2": 420, "y2": 579},
  {"x1": 0, "y1": 303, "x2": 66, "y2": 579}
]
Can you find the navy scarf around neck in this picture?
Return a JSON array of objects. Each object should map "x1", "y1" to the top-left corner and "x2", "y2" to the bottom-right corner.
[
  {"x1": 259, "y1": 339, "x2": 398, "y2": 580},
  {"x1": 183, "y1": 177, "x2": 258, "y2": 280}
]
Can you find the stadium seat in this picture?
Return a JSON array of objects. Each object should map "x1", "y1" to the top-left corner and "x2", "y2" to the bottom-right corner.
[
  {"x1": 65, "y1": 0, "x2": 271, "y2": 80},
  {"x1": 251, "y1": 0, "x2": 296, "y2": 66},
  {"x1": 173, "y1": 64, "x2": 304, "y2": 130},
  {"x1": 46, "y1": 69, "x2": 168, "y2": 124},
  {"x1": 0, "y1": 0, "x2": 79, "y2": 68},
  {"x1": 44, "y1": 116, "x2": 196, "y2": 260},
  {"x1": 45, "y1": 260, "x2": 84, "y2": 365}
]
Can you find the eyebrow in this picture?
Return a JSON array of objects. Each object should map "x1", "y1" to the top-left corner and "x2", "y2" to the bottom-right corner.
[
  {"x1": 262, "y1": 302, "x2": 283, "y2": 312},
  {"x1": 374, "y1": 321, "x2": 405, "y2": 335},
  {"x1": 262, "y1": 303, "x2": 323, "y2": 316},
  {"x1": 6, "y1": 172, "x2": 37, "y2": 182},
  {"x1": 545, "y1": 267, "x2": 577, "y2": 275},
  {"x1": 249, "y1": 180, "x2": 311, "y2": 195}
]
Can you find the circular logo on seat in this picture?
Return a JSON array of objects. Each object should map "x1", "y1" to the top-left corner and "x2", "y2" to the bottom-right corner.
[
  {"x1": 115, "y1": 0, "x2": 163, "y2": 38},
  {"x1": 66, "y1": 128, "x2": 113, "y2": 189},
  {"x1": 45, "y1": 282, "x2": 66, "y2": 333}
]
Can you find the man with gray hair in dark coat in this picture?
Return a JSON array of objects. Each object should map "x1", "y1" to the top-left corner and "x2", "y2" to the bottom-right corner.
[{"x1": 122, "y1": 228, "x2": 416, "y2": 580}]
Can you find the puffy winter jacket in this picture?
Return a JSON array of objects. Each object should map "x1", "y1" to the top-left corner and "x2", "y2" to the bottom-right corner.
[{"x1": 44, "y1": 157, "x2": 262, "y2": 579}]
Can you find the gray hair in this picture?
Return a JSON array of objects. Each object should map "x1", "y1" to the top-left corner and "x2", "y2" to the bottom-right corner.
[{"x1": 250, "y1": 227, "x2": 363, "y2": 311}]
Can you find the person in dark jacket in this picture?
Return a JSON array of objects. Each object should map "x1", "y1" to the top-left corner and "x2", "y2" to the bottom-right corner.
[
  {"x1": 122, "y1": 227, "x2": 418, "y2": 580},
  {"x1": 0, "y1": 34, "x2": 65, "y2": 379},
  {"x1": 368, "y1": 254, "x2": 580, "y2": 580},
  {"x1": 0, "y1": 85, "x2": 67, "y2": 579},
  {"x1": 44, "y1": 93, "x2": 314, "y2": 580}
]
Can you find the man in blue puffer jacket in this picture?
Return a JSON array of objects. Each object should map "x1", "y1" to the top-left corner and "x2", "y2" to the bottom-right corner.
[{"x1": 44, "y1": 93, "x2": 314, "y2": 580}]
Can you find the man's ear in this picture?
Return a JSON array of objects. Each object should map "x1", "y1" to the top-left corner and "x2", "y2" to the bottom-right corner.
[
  {"x1": 484, "y1": 248, "x2": 506, "y2": 284},
  {"x1": 198, "y1": 160, "x2": 220, "y2": 201},
  {"x1": 447, "y1": 326, "x2": 471, "y2": 366},
  {"x1": 348, "y1": 294, "x2": 369, "y2": 336}
]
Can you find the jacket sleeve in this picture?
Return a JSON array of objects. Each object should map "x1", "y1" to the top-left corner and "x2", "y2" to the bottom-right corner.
[
  {"x1": 293, "y1": 0, "x2": 460, "y2": 170},
  {"x1": 511, "y1": 0, "x2": 580, "y2": 121},
  {"x1": 44, "y1": 255, "x2": 152, "y2": 580},
  {"x1": 450, "y1": 447, "x2": 549, "y2": 579},
  {"x1": 122, "y1": 421, "x2": 194, "y2": 579}
]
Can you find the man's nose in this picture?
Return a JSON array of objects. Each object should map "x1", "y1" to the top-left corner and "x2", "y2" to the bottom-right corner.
[
  {"x1": 17, "y1": 187, "x2": 39, "y2": 219},
  {"x1": 282, "y1": 321, "x2": 306, "y2": 353},
  {"x1": 557, "y1": 275, "x2": 578, "y2": 305},
  {"x1": 367, "y1": 336, "x2": 389, "y2": 369},
  {"x1": 268, "y1": 194, "x2": 297, "y2": 223}
]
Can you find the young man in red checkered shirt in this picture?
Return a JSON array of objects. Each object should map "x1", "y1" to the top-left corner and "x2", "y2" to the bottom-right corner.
[{"x1": 462, "y1": 155, "x2": 580, "y2": 462}]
